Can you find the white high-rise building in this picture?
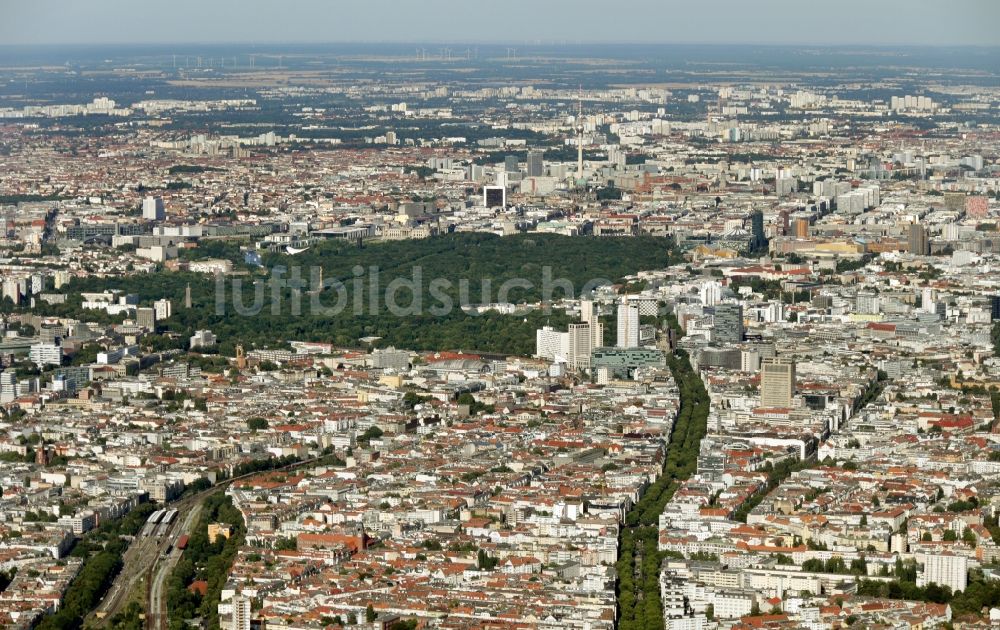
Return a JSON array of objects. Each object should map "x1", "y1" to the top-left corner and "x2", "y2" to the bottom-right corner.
[
  {"x1": 0, "y1": 372, "x2": 16, "y2": 404},
  {"x1": 29, "y1": 342, "x2": 63, "y2": 369},
  {"x1": 856, "y1": 292, "x2": 880, "y2": 315},
  {"x1": 535, "y1": 326, "x2": 570, "y2": 362},
  {"x1": 922, "y1": 287, "x2": 936, "y2": 314},
  {"x1": 741, "y1": 349, "x2": 761, "y2": 373},
  {"x1": 230, "y1": 595, "x2": 251, "y2": 630},
  {"x1": 590, "y1": 320, "x2": 604, "y2": 352},
  {"x1": 2, "y1": 278, "x2": 21, "y2": 304},
  {"x1": 917, "y1": 552, "x2": 967, "y2": 593},
  {"x1": 579, "y1": 300, "x2": 604, "y2": 348},
  {"x1": 616, "y1": 302, "x2": 640, "y2": 348},
  {"x1": 761, "y1": 301, "x2": 785, "y2": 323},
  {"x1": 142, "y1": 196, "x2": 165, "y2": 221},
  {"x1": 700, "y1": 281, "x2": 723, "y2": 306},
  {"x1": 154, "y1": 298, "x2": 173, "y2": 321}
]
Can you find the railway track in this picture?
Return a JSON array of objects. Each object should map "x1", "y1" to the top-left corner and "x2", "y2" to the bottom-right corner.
[{"x1": 90, "y1": 456, "x2": 324, "y2": 626}]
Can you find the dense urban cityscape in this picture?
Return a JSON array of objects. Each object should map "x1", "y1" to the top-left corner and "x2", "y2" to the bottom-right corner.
[{"x1": 0, "y1": 16, "x2": 999, "y2": 630}]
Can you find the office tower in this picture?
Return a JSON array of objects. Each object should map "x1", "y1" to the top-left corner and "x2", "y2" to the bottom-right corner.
[
  {"x1": 231, "y1": 595, "x2": 251, "y2": 630},
  {"x1": 616, "y1": 302, "x2": 640, "y2": 348},
  {"x1": 580, "y1": 299, "x2": 604, "y2": 348},
  {"x1": 142, "y1": 196, "x2": 165, "y2": 221},
  {"x1": 922, "y1": 288, "x2": 936, "y2": 314},
  {"x1": 504, "y1": 155, "x2": 520, "y2": 173},
  {"x1": 792, "y1": 217, "x2": 809, "y2": 238},
  {"x1": 527, "y1": 150, "x2": 544, "y2": 177},
  {"x1": 136, "y1": 307, "x2": 156, "y2": 331},
  {"x1": 184, "y1": 284, "x2": 192, "y2": 309},
  {"x1": 712, "y1": 303, "x2": 744, "y2": 344},
  {"x1": 750, "y1": 210, "x2": 767, "y2": 251},
  {"x1": 568, "y1": 323, "x2": 594, "y2": 370},
  {"x1": 590, "y1": 320, "x2": 604, "y2": 351},
  {"x1": 991, "y1": 295, "x2": 1000, "y2": 321},
  {"x1": 908, "y1": 223, "x2": 929, "y2": 255},
  {"x1": 741, "y1": 348, "x2": 762, "y2": 373},
  {"x1": 483, "y1": 186, "x2": 506, "y2": 208},
  {"x1": 778, "y1": 209, "x2": 790, "y2": 235},
  {"x1": 760, "y1": 358, "x2": 795, "y2": 408},
  {"x1": 576, "y1": 90, "x2": 584, "y2": 183}
]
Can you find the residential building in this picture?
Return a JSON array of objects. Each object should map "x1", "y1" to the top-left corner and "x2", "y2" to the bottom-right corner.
[
  {"x1": 230, "y1": 595, "x2": 251, "y2": 630},
  {"x1": 617, "y1": 302, "x2": 640, "y2": 348},
  {"x1": 917, "y1": 552, "x2": 967, "y2": 593},
  {"x1": 142, "y1": 196, "x2": 165, "y2": 221},
  {"x1": 536, "y1": 326, "x2": 570, "y2": 362},
  {"x1": 154, "y1": 298, "x2": 173, "y2": 321}
]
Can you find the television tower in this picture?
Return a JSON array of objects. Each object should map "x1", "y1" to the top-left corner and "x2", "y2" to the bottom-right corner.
[{"x1": 577, "y1": 86, "x2": 584, "y2": 185}]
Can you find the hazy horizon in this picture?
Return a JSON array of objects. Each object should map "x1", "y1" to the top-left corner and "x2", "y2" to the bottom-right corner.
[{"x1": 2, "y1": 0, "x2": 998, "y2": 48}]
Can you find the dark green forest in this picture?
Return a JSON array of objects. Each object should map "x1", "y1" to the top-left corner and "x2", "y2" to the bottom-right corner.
[{"x1": 30, "y1": 233, "x2": 678, "y2": 355}]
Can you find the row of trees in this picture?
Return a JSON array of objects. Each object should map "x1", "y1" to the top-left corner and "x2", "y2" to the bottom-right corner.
[
  {"x1": 800, "y1": 556, "x2": 867, "y2": 575},
  {"x1": 35, "y1": 552, "x2": 122, "y2": 630},
  {"x1": 617, "y1": 346, "x2": 710, "y2": 630},
  {"x1": 731, "y1": 457, "x2": 812, "y2": 523},
  {"x1": 35, "y1": 502, "x2": 156, "y2": 630},
  {"x1": 230, "y1": 454, "x2": 303, "y2": 478}
]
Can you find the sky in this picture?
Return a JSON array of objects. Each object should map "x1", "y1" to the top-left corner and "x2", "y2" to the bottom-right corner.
[{"x1": 1, "y1": 0, "x2": 998, "y2": 47}]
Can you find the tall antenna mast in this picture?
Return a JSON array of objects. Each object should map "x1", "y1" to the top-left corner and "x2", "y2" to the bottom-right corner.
[{"x1": 577, "y1": 86, "x2": 584, "y2": 184}]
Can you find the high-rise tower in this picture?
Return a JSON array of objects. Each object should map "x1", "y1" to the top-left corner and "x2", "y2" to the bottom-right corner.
[
  {"x1": 760, "y1": 358, "x2": 796, "y2": 408},
  {"x1": 616, "y1": 302, "x2": 640, "y2": 349},
  {"x1": 577, "y1": 87, "x2": 584, "y2": 185}
]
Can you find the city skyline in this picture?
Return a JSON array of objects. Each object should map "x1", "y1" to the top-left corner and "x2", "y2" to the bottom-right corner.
[
  {"x1": 2, "y1": 6, "x2": 1000, "y2": 629},
  {"x1": 1, "y1": 0, "x2": 999, "y2": 47}
]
